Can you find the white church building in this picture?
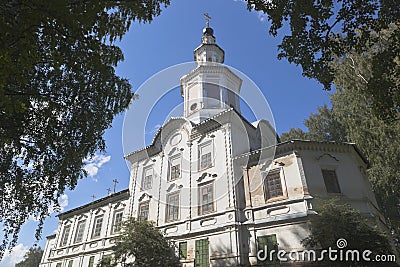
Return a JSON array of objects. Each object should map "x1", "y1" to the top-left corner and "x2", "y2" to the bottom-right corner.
[{"x1": 40, "y1": 22, "x2": 387, "y2": 267}]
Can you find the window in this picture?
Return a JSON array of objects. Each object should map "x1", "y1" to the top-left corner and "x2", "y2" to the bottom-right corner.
[
  {"x1": 68, "y1": 260, "x2": 74, "y2": 267},
  {"x1": 199, "y1": 142, "x2": 213, "y2": 170},
  {"x1": 169, "y1": 156, "x2": 181, "y2": 181},
  {"x1": 166, "y1": 193, "x2": 179, "y2": 222},
  {"x1": 222, "y1": 87, "x2": 239, "y2": 110},
  {"x1": 91, "y1": 215, "x2": 103, "y2": 238},
  {"x1": 199, "y1": 183, "x2": 214, "y2": 215},
  {"x1": 203, "y1": 82, "x2": 221, "y2": 108},
  {"x1": 138, "y1": 202, "x2": 149, "y2": 221},
  {"x1": 257, "y1": 235, "x2": 280, "y2": 266},
  {"x1": 179, "y1": 242, "x2": 187, "y2": 259},
  {"x1": 56, "y1": 263, "x2": 62, "y2": 267},
  {"x1": 264, "y1": 172, "x2": 283, "y2": 201},
  {"x1": 74, "y1": 220, "x2": 86, "y2": 243},
  {"x1": 60, "y1": 225, "x2": 71, "y2": 246},
  {"x1": 142, "y1": 167, "x2": 153, "y2": 190},
  {"x1": 195, "y1": 239, "x2": 210, "y2": 267},
  {"x1": 322, "y1": 169, "x2": 341, "y2": 193},
  {"x1": 112, "y1": 211, "x2": 123, "y2": 233},
  {"x1": 88, "y1": 256, "x2": 95, "y2": 267}
]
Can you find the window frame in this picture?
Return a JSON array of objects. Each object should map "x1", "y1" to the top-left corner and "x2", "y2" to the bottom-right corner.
[
  {"x1": 88, "y1": 256, "x2": 95, "y2": 267},
  {"x1": 199, "y1": 182, "x2": 214, "y2": 215},
  {"x1": 74, "y1": 220, "x2": 86, "y2": 244},
  {"x1": 321, "y1": 168, "x2": 341, "y2": 194},
  {"x1": 203, "y1": 82, "x2": 222, "y2": 109},
  {"x1": 91, "y1": 215, "x2": 104, "y2": 239},
  {"x1": 198, "y1": 141, "x2": 213, "y2": 171},
  {"x1": 112, "y1": 210, "x2": 124, "y2": 234},
  {"x1": 60, "y1": 224, "x2": 71, "y2": 247},
  {"x1": 138, "y1": 201, "x2": 150, "y2": 221},
  {"x1": 264, "y1": 170, "x2": 284, "y2": 202},
  {"x1": 141, "y1": 166, "x2": 153, "y2": 190},
  {"x1": 168, "y1": 154, "x2": 181, "y2": 181},
  {"x1": 166, "y1": 192, "x2": 180, "y2": 222},
  {"x1": 179, "y1": 241, "x2": 188, "y2": 259}
]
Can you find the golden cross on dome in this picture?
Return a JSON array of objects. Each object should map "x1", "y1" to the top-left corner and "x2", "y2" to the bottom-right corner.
[{"x1": 204, "y1": 13, "x2": 211, "y2": 28}]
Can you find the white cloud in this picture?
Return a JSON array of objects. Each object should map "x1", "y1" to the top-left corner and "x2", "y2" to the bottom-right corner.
[
  {"x1": 257, "y1": 11, "x2": 268, "y2": 22},
  {"x1": 58, "y1": 194, "x2": 68, "y2": 211},
  {"x1": 232, "y1": 0, "x2": 269, "y2": 23},
  {"x1": 0, "y1": 244, "x2": 28, "y2": 267},
  {"x1": 84, "y1": 153, "x2": 111, "y2": 181}
]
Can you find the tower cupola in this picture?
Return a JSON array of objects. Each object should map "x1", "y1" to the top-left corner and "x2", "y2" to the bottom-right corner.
[
  {"x1": 180, "y1": 14, "x2": 242, "y2": 124},
  {"x1": 194, "y1": 13, "x2": 224, "y2": 64}
]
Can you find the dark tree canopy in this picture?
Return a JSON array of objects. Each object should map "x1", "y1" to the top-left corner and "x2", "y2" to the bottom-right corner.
[
  {"x1": 279, "y1": 128, "x2": 308, "y2": 142},
  {"x1": 280, "y1": 46, "x2": 400, "y2": 252},
  {"x1": 247, "y1": 0, "x2": 400, "y2": 119},
  {"x1": 0, "y1": 0, "x2": 169, "y2": 257},
  {"x1": 97, "y1": 218, "x2": 180, "y2": 267},
  {"x1": 302, "y1": 199, "x2": 396, "y2": 266},
  {"x1": 15, "y1": 246, "x2": 44, "y2": 267}
]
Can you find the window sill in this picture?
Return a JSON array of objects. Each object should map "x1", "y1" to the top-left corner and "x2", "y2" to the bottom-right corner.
[
  {"x1": 265, "y1": 196, "x2": 287, "y2": 203},
  {"x1": 198, "y1": 164, "x2": 214, "y2": 172}
]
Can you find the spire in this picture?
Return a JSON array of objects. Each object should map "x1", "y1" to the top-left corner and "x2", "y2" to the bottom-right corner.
[
  {"x1": 180, "y1": 18, "x2": 242, "y2": 123},
  {"x1": 194, "y1": 13, "x2": 224, "y2": 64},
  {"x1": 202, "y1": 13, "x2": 215, "y2": 45},
  {"x1": 204, "y1": 13, "x2": 211, "y2": 28}
]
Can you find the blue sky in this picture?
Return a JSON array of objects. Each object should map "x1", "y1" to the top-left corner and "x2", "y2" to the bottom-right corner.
[{"x1": 1, "y1": 0, "x2": 331, "y2": 265}]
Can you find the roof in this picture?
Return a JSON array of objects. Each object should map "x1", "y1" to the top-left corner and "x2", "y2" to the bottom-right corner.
[
  {"x1": 235, "y1": 139, "x2": 369, "y2": 167},
  {"x1": 46, "y1": 234, "x2": 56, "y2": 239},
  {"x1": 57, "y1": 189, "x2": 129, "y2": 219},
  {"x1": 124, "y1": 108, "x2": 263, "y2": 160}
]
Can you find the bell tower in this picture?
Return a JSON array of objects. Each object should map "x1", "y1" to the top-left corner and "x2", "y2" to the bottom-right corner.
[{"x1": 180, "y1": 14, "x2": 242, "y2": 124}]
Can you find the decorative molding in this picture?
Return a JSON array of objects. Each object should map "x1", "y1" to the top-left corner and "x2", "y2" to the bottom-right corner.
[
  {"x1": 168, "y1": 147, "x2": 177, "y2": 156},
  {"x1": 316, "y1": 153, "x2": 339, "y2": 162},
  {"x1": 197, "y1": 172, "x2": 208, "y2": 183},
  {"x1": 113, "y1": 201, "x2": 126, "y2": 210},
  {"x1": 166, "y1": 183, "x2": 176, "y2": 192},
  {"x1": 138, "y1": 193, "x2": 152, "y2": 202},
  {"x1": 200, "y1": 218, "x2": 217, "y2": 227},
  {"x1": 94, "y1": 208, "x2": 105, "y2": 215}
]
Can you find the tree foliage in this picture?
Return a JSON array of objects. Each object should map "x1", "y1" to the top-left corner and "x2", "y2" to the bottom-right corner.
[
  {"x1": 332, "y1": 50, "x2": 400, "y2": 248},
  {"x1": 280, "y1": 42, "x2": 400, "y2": 252},
  {"x1": 0, "y1": 0, "x2": 169, "y2": 257},
  {"x1": 279, "y1": 127, "x2": 308, "y2": 142},
  {"x1": 97, "y1": 218, "x2": 180, "y2": 267},
  {"x1": 280, "y1": 105, "x2": 346, "y2": 143},
  {"x1": 302, "y1": 199, "x2": 396, "y2": 266},
  {"x1": 246, "y1": 0, "x2": 400, "y2": 119},
  {"x1": 15, "y1": 246, "x2": 43, "y2": 267}
]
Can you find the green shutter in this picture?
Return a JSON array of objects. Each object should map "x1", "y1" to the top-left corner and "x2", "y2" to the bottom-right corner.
[
  {"x1": 88, "y1": 256, "x2": 95, "y2": 267},
  {"x1": 56, "y1": 263, "x2": 62, "y2": 267},
  {"x1": 195, "y1": 239, "x2": 209, "y2": 267},
  {"x1": 68, "y1": 260, "x2": 73, "y2": 267},
  {"x1": 179, "y1": 242, "x2": 187, "y2": 259},
  {"x1": 257, "y1": 235, "x2": 280, "y2": 266}
]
